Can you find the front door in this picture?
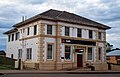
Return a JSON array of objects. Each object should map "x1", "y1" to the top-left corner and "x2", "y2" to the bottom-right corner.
[{"x1": 77, "y1": 54, "x2": 83, "y2": 67}]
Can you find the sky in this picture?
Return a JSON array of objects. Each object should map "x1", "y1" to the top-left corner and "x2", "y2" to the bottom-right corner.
[{"x1": 0, "y1": 0, "x2": 120, "y2": 51}]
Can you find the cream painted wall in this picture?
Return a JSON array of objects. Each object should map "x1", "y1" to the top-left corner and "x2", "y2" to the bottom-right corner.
[
  {"x1": 43, "y1": 37, "x2": 56, "y2": 62},
  {"x1": 24, "y1": 38, "x2": 38, "y2": 62},
  {"x1": 61, "y1": 25, "x2": 97, "y2": 39},
  {"x1": 7, "y1": 37, "x2": 38, "y2": 62},
  {"x1": 6, "y1": 20, "x2": 40, "y2": 62},
  {"x1": 6, "y1": 40, "x2": 22, "y2": 59}
]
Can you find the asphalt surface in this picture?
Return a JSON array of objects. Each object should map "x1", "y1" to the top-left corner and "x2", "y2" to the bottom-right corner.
[
  {"x1": 1, "y1": 70, "x2": 120, "y2": 74},
  {"x1": 1, "y1": 74, "x2": 120, "y2": 77}
]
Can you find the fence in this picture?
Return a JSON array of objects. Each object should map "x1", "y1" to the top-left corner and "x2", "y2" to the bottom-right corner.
[{"x1": 0, "y1": 56, "x2": 16, "y2": 66}]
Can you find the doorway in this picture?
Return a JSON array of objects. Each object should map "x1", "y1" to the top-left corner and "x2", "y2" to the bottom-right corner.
[{"x1": 77, "y1": 54, "x2": 83, "y2": 67}]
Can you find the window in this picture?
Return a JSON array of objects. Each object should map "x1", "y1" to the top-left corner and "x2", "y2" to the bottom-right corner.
[
  {"x1": 21, "y1": 29, "x2": 22, "y2": 33},
  {"x1": 18, "y1": 49, "x2": 22, "y2": 59},
  {"x1": 11, "y1": 34, "x2": 14, "y2": 41},
  {"x1": 11, "y1": 54, "x2": 13, "y2": 59},
  {"x1": 98, "y1": 32, "x2": 102, "y2": 40},
  {"x1": 26, "y1": 48, "x2": 32, "y2": 60},
  {"x1": 23, "y1": 28, "x2": 25, "y2": 33},
  {"x1": 27, "y1": 27, "x2": 30, "y2": 35},
  {"x1": 106, "y1": 56, "x2": 110, "y2": 60},
  {"x1": 15, "y1": 32, "x2": 20, "y2": 40},
  {"x1": 65, "y1": 45, "x2": 71, "y2": 60},
  {"x1": 117, "y1": 60, "x2": 120, "y2": 64},
  {"x1": 116, "y1": 56, "x2": 120, "y2": 60},
  {"x1": 47, "y1": 44, "x2": 53, "y2": 59},
  {"x1": 65, "y1": 27, "x2": 69, "y2": 36},
  {"x1": 34, "y1": 25, "x2": 37, "y2": 35},
  {"x1": 47, "y1": 25, "x2": 52, "y2": 34},
  {"x1": 8, "y1": 35, "x2": 11, "y2": 42},
  {"x1": 88, "y1": 47, "x2": 92, "y2": 60},
  {"x1": 98, "y1": 47, "x2": 102, "y2": 60},
  {"x1": 89, "y1": 30, "x2": 93, "y2": 39},
  {"x1": 77, "y1": 28, "x2": 82, "y2": 37}
]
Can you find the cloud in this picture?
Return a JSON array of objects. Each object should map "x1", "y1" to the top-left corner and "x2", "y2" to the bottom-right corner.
[
  {"x1": 106, "y1": 33, "x2": 120, "y2": 48},
  {"x1": 0, "y1": 0, "x2": 120, "y2": 50},
  {"x1": 0, "y1": 37, "x2": 6, "y2": 50}
]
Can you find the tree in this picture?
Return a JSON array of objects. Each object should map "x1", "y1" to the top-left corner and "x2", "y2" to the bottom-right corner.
[{"x1": 106, "y1": 42, "x2": 113, "y2": 53}]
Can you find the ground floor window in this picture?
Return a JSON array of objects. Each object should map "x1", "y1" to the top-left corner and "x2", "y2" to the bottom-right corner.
[
  {"x1": 65, "y1": 45, "x2": 71, "y2": 60},
  {"x1": 87, "y1": 47, "x2": 92, "y2": 60},
  {"x1": 98, "y1": 47, "x2": 102, "y2": 60},
  {"x1": 47, "y1": 44, "x2": 53, "y2": 59},
  {"x1": 18, "y1": 49, "x2": 22, "y2": 59},
  {"x1": 26, "y1": 48, "x2": 32, "y2": 60}
]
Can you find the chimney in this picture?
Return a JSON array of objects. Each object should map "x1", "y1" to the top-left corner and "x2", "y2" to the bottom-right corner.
[{"x1": 22, "y1": 16, "x2": 27, "y2": 22}]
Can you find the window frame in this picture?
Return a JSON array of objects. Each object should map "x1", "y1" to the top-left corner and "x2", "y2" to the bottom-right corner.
[
  {"x1": 47, "y1": 43, "x2": 53, "y2": 60},
  {"x1": 18, "y1": 49, "x2": 22, "y2": 59},
  {"x1": 87, "y1": 47, "x2": 93, "y2": 61},
  {"x1": 27, "y1": 27, "x2": 30, "y2": 35},
  {"x1": 34, "y1": 25, "x2": 37, "y2": 35},
  {"x1": 89, "y1": 30, "x2": 93, "y2": 39},
  {"x1": 8, "y1": 35, "x2": 11, "y2": 42},
  {"x1": 98, "y1": 32, "x2": 102, "y2": 40},
  {"x1": 47, "y1": 25, "x2": 52, "y2": 35},
  {"x1": 65, "y1": 45, "x2": 72, "y2": 60},
  {"x1": 65, "y1": 26, "x2": 70, "y2": 36},
  {"x1": 11, "y1": 34, "x2": 14, "y2": 41},
  {"x1": 26, "y1": 48, "x2": 32, "y2": 60},
  {"x1": 77, "y1": 28, "x2": 82, "y2": 37},
  {"x1": 15, "y1": 32, "x2": 20, "y2": 40},
  {"x1": 98, "y1": 47, "x2": 102, "y2": 60}
]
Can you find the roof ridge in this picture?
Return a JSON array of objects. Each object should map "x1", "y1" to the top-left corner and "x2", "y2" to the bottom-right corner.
[{"x1": 55, "y1": 11, "x2": 64, "y2": 19}]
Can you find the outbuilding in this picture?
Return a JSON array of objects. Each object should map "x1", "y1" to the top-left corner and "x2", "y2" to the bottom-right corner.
[{"x1": 106, "y1": 50, "x2": 120, "y2": 64}]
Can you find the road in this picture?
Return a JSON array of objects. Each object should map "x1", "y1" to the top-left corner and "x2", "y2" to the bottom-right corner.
[{"x1": 1, "y1": 74, "x2": 120, "y2": 77}]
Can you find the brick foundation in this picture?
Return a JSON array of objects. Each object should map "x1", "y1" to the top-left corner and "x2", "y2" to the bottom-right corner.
[
  {"x1": 23, "y1": 62, "x2": 39, "y2": 69},
  {"x1": 93, "y1": 62, "x2": 108, "y2": 71}
]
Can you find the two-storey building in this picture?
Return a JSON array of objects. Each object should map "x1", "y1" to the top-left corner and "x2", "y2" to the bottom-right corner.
[{"x1": 4, "y1": 9, "x2": 111, "y2": 70}]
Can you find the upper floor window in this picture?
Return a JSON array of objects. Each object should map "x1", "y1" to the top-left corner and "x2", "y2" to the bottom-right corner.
[
  {"x1": 11, "y1": 34, "x2": 14, "y2": 41},
  {"x1": 8, "y1": 35, "x2": 11, "y2": 42},
  {"x1": 26, "y1": 48, "x2": 32, "y2": 60},
  {"x1": 89, "y1": 30, "x2": 93, "y2": 39},
  {"x1": 21, "y1": 29, "x2": 22, "y2": 33},
  {"x1": 15, "y1": 32, "x2": 20, "y2": 40},
  {"x1": 77, "y1": 28, "x2": 82, "y2": 37},
  {"x1": 65, "y1": 45, "x2": 71, "y2": 60},
  {"x1": 98, "y1": 32, "x2": 102, "y2": 40},
  {"x1": 27, "y1": 27, "x2": 30, "y2": 35},
  {"x1": 65, "y1": 26, "x2": 69, "y2": 36},
  {"x1": 47, "y1": 44, "x2": 53, "y2": 59},
  {"x1": 87, "y1": 47, "x2": 92, "y2": 60},
  {"x1": 34, "y1": 25, "x2": 37, "y2": 35},
  {"x1": 23, "y1": 28, "x2": 25, "y2": 33},
  {"x1": 47, "y1": 25, "x2": 52, "y2": 34}
]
